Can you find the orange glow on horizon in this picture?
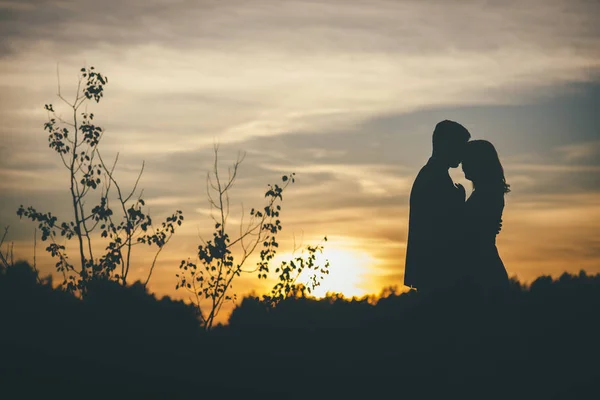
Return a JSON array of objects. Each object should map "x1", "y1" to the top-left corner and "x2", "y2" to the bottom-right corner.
[{"x1": 291, "y1": 245, "x2": 374, "y2": 298}]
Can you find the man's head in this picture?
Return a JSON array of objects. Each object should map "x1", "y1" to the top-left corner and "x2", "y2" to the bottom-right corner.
[{"x1": 432, "y1": 120, "x2": 471, "y2": 168}]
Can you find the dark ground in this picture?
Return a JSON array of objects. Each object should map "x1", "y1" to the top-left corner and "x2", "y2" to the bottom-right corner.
[{"x1": 1, "y1": 262, "x2": 599, "y2": 399}]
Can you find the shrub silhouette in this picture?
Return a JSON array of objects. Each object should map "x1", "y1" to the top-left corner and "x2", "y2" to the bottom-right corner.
[{"x1": 176, "y1": 148, "x2": 330, "y2": 330}]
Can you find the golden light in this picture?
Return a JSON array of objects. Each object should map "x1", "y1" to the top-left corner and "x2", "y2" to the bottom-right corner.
[{"x1": 299, "y1": 246, "x2": 372, "y2": 298}]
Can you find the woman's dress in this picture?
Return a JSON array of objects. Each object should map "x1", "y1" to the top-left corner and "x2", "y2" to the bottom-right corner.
[{"x1": 463, "y1": 188, "x2": 509, "y2": 292}]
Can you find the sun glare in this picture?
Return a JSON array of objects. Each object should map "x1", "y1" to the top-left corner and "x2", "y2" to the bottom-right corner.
[{"x1": 298, "y1": 247, "x2": 372, "y2": 298}]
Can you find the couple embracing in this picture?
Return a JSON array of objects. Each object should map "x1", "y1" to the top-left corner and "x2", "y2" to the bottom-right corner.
[{"x1": 404, "y1": 120, "x2": 510, "y2": 294}]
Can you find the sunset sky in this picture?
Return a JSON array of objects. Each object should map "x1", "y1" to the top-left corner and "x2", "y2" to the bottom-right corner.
[{"x1": 1, "y1": 0, "x2": 599, "y2": 319}]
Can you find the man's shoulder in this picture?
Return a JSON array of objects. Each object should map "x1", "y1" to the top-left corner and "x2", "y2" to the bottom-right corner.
[{"x1": 413, "y1": 162, "x2": 445, "y2": 189}]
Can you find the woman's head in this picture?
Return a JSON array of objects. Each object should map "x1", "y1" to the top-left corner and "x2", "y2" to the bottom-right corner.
[{"x1": 462, "y1": 140, "x2": 510, "y2": 193}]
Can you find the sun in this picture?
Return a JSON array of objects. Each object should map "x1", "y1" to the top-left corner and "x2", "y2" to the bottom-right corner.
[{"x1": 298, "y1": 247, "x2": 371, "y2": 298}]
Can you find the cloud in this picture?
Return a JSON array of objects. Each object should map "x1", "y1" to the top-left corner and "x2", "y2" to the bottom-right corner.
[
  {"x1": 507, "y1": 163, "x2": 600, "y2": 173},
  {"x1": 260, "y1": 162, "x2": 412, "y2": 197},
  {"x1": 555, "y1": 140, "x2": 600, "y2": 162},
  {"x1": 2, "y1": 1, "x2": 599, "y2": 56}
]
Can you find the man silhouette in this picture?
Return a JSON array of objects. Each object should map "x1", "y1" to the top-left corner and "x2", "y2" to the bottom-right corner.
[{"x1": 404, "y1": 120, "x2": 470, "y2": 293}]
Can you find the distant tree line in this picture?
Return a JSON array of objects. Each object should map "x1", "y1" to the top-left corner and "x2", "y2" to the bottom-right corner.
[{"x1": 1, "y1": 260, "x2": 598, "y2": 399}]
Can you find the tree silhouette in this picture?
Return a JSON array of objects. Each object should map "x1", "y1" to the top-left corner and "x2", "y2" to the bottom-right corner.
[
  {"x1": 16, "y1": 66, "x2": 183, "y2": 294},
  {"x1": 176, "y1": 146, "x2": 330, "y2": 329}
]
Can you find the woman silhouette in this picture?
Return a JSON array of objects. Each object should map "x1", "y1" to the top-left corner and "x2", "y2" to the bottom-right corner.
[{"x1": 461, "y1": 140, "x2": 510, "y2": 292}]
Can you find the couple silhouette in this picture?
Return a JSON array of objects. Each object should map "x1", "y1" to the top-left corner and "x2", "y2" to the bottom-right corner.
[{"x1": 404, "y1": 120, "x2": 510, "y2": 294}]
